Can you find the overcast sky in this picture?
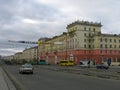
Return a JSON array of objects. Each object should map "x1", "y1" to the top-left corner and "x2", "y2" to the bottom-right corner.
[{"x1": 0, "y1": 0, "x2": 120, "y2": 56}]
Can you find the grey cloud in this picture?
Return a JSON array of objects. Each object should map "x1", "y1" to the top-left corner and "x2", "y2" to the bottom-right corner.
[
  {"x1": 16, "y1": 0, "x2": 61, "y2": 21},
  {"x1": 0, "y1": 40, "x2": 37, "y2": 56},
  {"x1": 0, "y1": 0, "x2": 19, "y2": 24}
]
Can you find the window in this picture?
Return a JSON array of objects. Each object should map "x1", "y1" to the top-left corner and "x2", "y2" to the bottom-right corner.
[
  {"x1": 110, "y1": 39, "x2": 112, "y2": 42},
  {"x1": 105, "y1": 38, "x2": 107, "y2": 42},
  {"x1": 100, "y1": 38, "x2": 102, "y2": 42},
  {"x1": 93, "y1": 28, "x2": 95, "y2": 32},
  {"x1": 89, "y1": 39, "x2": 91, "y2": 43},
  {"x1": 100, "y1": 44, "x2": 103, "y2": 48},
  {"x1": 114, "y1": 39, "x2": 116, "y2": 43},
  {"x1": 110, "y1": 45, "x2": 112, "y2": 48},
  {"x1": 89, "y1": 28, "x2": 91, "y2": 31},
  {"x1": 84, "y1": 33, "x2": 86, "y2": 36},
  {"x1": 105, "y1": 44, "x2": 107, "y2": 48},
  {"x1": 84, "y1": 44, "x2": 86, "y2": 48},
  {"x1": 89, "y1": 45, "x2": 91, "y2": 48},
  {"x1": 84, "y1": 27, "x2": 86, "y2": 30}
]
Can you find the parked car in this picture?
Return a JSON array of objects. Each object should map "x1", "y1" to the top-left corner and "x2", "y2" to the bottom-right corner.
[
  {"x1": 79, "y1": 60, "x2": 90, "y2": 68},
  {"x1": 38, "y1": 60, "x2": 48, "y2": 65},
  {"x1": 19, "y1": 63, "x2": 34, "y2": 74},
  {"x1": 96, "y1": 64, "x2": 109, "y2": 70}
]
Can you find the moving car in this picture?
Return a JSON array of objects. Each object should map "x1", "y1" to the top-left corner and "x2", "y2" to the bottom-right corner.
[
  {"x1": 96, "y1": 64, "x2": 109, "y2": 70},
  {"x1": 19, "y1": 63, "x2": 34, "y2": 74}
]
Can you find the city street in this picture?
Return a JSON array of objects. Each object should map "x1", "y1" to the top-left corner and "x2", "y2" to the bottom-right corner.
[
  {"x1": 3, "y1": 65, "x2": 120, "y2": 90},
  {"x1": 1, "y1": 1, "x2": 120, "y2": 90}
]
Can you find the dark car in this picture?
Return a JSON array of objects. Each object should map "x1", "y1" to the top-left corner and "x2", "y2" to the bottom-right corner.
[{"x1": 96, "y1": 64, "x2": 109, "y2": 70}]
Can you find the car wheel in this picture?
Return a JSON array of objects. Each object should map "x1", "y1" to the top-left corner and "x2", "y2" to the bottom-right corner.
[
  {"x1": 31, "y1": 72, "x2": 33, "y2": 74},
  {"x1": 106, "y1": 68, "x2": 108, "y2": 70}
]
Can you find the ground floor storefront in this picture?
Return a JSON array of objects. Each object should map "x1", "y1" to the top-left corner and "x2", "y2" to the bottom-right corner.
[{"x1": 39, "y1": 49, "x2": 120, "y2": 65}]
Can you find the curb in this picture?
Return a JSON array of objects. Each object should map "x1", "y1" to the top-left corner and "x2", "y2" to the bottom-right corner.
[
  {"x1": 2, "y1": 66, "x2": 28, "y2": 90},
  {"x1": 1, "y1": 67, "x2": 16, "y2": 90}
]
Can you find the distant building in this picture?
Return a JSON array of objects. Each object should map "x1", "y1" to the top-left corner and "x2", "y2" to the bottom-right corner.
[
  {"x1": 23, "y1": 46, "x2": 38, "y2": 62},
  {"x1": 2, "y1": 55, "x2": 14, "y2": 64},
  {"x1": 2, "y1": 46, "x2": 38, "y2": 64},
  {"x1": 14, "y1": 52, "x2": 23, "y2": 63},
  {"x1": 38, "y1": 20, "x2": 120, "y2": 64}
]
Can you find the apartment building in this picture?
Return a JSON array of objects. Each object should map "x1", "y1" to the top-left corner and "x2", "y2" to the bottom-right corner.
[
  {"x1": 2, "y1": 55, "x2": 14, "y2": 61},
  {"x1": 14, "y1": 52, "x2": 23, "y2": 63},
  {"x1": 38, "y1": 20, "x2": 120, "y2": 64},
  {"x1": 38, "y1": 34, "x2": 67, "y2": 64},
  {"x1": 23, "y1": 46, "x2": 38, "y2": 62}
]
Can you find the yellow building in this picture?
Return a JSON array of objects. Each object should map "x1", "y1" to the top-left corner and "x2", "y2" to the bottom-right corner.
[{"x1": 38, "y1": 20, "x2": 120, "y2": 65}]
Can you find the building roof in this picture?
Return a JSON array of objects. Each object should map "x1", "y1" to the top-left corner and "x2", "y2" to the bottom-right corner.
[
  {"x1": 94, "y1": 33, "x2": 120, "y2": 38},
  {"x1": 67, "y1": 20, "x2": 102, "y2": 29}
]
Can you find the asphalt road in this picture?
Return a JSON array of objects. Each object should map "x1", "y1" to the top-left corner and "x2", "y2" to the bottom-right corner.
[{"x1": 3, "y1": 65, "x2": 120, "y2": 90}]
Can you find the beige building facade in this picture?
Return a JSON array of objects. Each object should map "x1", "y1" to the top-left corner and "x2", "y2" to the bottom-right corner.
[
  {"x1": 14, "y1": 52, "x2": 23, "y2": 63},
  {"x1": 23, "y1": 46, "x2": 38, "y2": 62},
  {"x1": 38, "y1": 20, "x2": 120, "y2": 64}
]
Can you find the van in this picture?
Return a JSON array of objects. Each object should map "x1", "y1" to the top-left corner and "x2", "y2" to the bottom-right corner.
[{"x1": 59, "y1": 60, "x2": 74, "y2": 66}]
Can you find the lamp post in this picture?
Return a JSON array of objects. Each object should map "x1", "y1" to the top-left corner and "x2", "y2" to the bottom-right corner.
[{"x1": 65, "y1": 33, "x2": 68, "y2": 60}]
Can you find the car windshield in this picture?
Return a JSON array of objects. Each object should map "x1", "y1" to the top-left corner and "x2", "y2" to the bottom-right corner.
[
  {"x1": 69, "y1": 61, "x2": 73, "y2": 63},
  {"x1": 22, "y1": 64, "x2": 32, "y2": 68},
  {"x1": 60, "y1": 61, "x2": 68, "y2": 63}
]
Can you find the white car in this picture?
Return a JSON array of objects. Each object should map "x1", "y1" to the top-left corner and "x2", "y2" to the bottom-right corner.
[
  {"x1": 79, "y1": 60, "x2": 90, "y2": 68},
  {"x1": 19, "y1": 63, "x2": 33, "y2": 74}
]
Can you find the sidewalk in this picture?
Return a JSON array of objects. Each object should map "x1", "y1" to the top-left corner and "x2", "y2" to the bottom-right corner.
[{"x1": 0, "y1": 67, "x2": 16, "y2": 90}]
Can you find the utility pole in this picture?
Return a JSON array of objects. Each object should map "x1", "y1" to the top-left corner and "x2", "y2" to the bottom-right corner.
[{"x1": 65, "y1": 33, "x2": 68, "y2": 60}]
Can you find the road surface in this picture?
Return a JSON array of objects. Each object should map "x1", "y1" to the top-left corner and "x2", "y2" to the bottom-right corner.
[{"x1": 3, "y1": 65, "x2": 120, "y2": 90}]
